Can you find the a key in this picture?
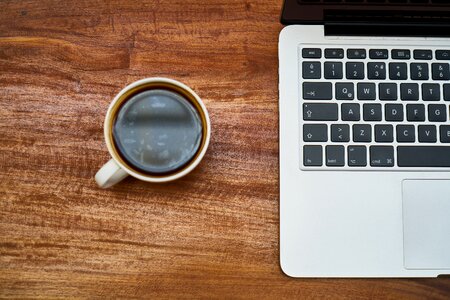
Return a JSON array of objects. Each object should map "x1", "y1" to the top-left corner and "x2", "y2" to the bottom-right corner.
[
  {"x1": 398, "y1": 146, "x2": 450, "y2": 167},
  {"x1": 385, "y1": 104, "x2": 404, "y2": 122},
  {"x1": 391, "y1": 49, "x2": 411, "y2": 60},
  {"x1": 303, "y1": 124, "x2": 328, "y2": 142},
  {"x1": 422, "y1": 84, "x2": 440, "y2": 101},
  {"x1": 436, "y1": 50, "x2": 450, "y2": 60},
  {"x1": 375, "y1": 125, "x2": 394, "y2": 143},
  {"x1": 303, "y1": 145, "x2": 323, "y2": 166},
  {"x1": 397, "y1": 125, "x2": 415, "y2": 143},
  {"x1": 302, "y1": 48, "x2": 321, "y2": 58},
  {"x1": 410, "y1": 63, "x2": 429, "y2": 80},
  {"x1": 341, "y1": 103, "x2": 360, "y2": 121},
  {"x1": 414, "y1": 49, "x2": 433, "y2": 60},
  {"x1": 400, "y1": 83, "x2": 419, "y2": 101},
  {"x1": 325, "y1": 48, "x2": 344, "y2": 59},
  {"x1": 302, "y1": 62, "x2": 321, "y2": 79},
  {"x1": 303, "y1": 103, "x2": 338, "y2": 121},
  {"x1": 303, "y1": 82, "x2": 332, "y2": 100},
  {"x1": 326, "y1": 145, "x2": 345, "y2": 167},
  {"x1": 347, "y1": 49, "x2": 366, "y2": 59},
  {"x1": 389, "y1": 63, "x2": 407, "y2": 80},
  {"x1": 346, "y1": 62, "x2": 365, "y2": 80},
  {"x1": 432, "y1": 63, "x2": 450, "y2": 80},
  {"x1": 406, "y1": 104, "x2": 425, "y2": 122},
  {"x1": 379, "y1": 83, "x2": 397, "y2": 101},
  {"x1": 369, "y1": 49, "x2": 388, "y2": 59},
  {"x1": 335, "y1": 83, "x2": 354, "y2": 100},
  {"x1": 324, "y1": 62, "x2": 343, "y2": 79},
  {"x1": 428, "y1": 104, "x2": 447, "y2": 122},
  {"x1": 357, "y1": 83, "x2": 376, "y2": 100},
  {"x1": 440, "y1": 125, "x2": 450, "y2": 143},
  {"x1": 370, "y1": 146, "x2": 394, "y2": 167},
  {"x1": 418, "y1": 125, "x2": 437, "y2": 143},
  {"x1": 367, "y1": 62, "x2": 386, "y2": 80},
  {"x1": 348, "y1": 146, "x2": 367, "y2": 167},
  {"x1": 331, "y1": 124, "x2": 350, "y2": 142},
  {"x1": 445, "y1": 84, "x2": 450, "y2": 101},
  {"x1": 363, "y1": 104, "x2": 382, "y2": 121},
  {"x1": 353, "y1": 124, "x2": 372, "y2": 142}
]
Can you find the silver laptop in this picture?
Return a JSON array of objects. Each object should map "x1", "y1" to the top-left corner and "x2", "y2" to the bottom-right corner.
[{"x1": 278, "y1": 0, "x2": 450, "y2": 277}]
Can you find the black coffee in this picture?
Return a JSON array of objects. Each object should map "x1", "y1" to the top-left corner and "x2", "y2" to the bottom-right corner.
[{"x1": 112, "y1": 89, "x2": 203, "y2": 175}]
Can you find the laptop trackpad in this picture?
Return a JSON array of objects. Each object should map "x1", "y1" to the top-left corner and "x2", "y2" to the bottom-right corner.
[{"x1": 403, "y1": 180, "x2": 450, "y2": 270}]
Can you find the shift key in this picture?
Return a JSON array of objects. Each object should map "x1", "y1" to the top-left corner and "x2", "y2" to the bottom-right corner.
[
  {"x1": 303, "y1": 103, "x2": 338, "y2": 121},
  {"x1": 303, "y1": 82, "x2": 332, "y2": 100}
]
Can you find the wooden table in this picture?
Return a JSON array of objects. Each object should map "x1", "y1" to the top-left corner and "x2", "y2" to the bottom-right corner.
[{"x1": 0, "y1": 0, "x2": 449, "y2": 298}]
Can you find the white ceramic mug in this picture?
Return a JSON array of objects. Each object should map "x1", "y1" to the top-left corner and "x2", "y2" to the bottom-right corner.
[{"x1": 95, "y1": 78, "x2": 211, "y2": 188}]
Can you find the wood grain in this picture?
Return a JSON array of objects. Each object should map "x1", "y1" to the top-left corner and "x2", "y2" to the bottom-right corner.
[{"x1": 0, "y1": 0, "x2": 449, "y2": 298}]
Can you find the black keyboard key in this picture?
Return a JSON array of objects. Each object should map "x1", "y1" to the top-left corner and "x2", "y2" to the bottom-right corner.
[
  {"x1": 418, "y1": 125, "x2": 437, "y2": 143},
  {"x1": 341, "y1": 103, "x2": 360, "y2": 121},
  {"x1": 326, "y1": 145, "x2": 345, "y2": 167},
  {"x1": 370, "y1": 146, "x2": 394, "y2": 167},
  {"x1": 302, "y1": 48, "x2": 321, "y2": 58},
  {"x1": 392, "y1": 49, "x2": 411, "y2": 60},
  {"x1": 335, "y1": 83, "x2": 354, "y2": 100},
  {"x1": 303, "y1": 145, "x2": 323, "y2": 166},
  {"x1": 444, "y1": 84, "x2": 450, "y2": 101},
  {"x1": 324, "y1": 62, "x2": 343, "y2": 79},
  {"x1": 302, "y1": 62, "x2": 321, "y2": 79},
  {"x1": 357, "y1": 83, "x2": 376, "y2": 100},
  {"x1": 432, "y1": 63, "x2": 450, "y2": 80},
  {"x1": 348, "y1": 146, "x2": 367, "y2": 167},
  {"x1": 436, "y1": 50, "x2": 450, "y2": 60},
  {"x1": 400, "y1": 83, "x2": 419, "y2": 101},
  {"x1": 379, "y1": 83, "x2": 397, "y2": 100},
  {"x1": 367, "y1": 62, "x2": 386, "y2": 80},
  {"x1": 407, "y1": 104, "x2": 425, "y2": 122},
  {"x1": 422, "y1": 84, "x2": 440, "y2": 101},
  {"x1": 303, "y1": 124, "x2": 328, "y2": 142},
  {"x1": 303, "y1": 103, "x2": 338, "y2": 121},
  {"x1": 440, "y1": 126, "x2": 450, "y2": 143},
  {"x1": 325, "y1": 48, "x2": 344, "y2": 59},
  {"x1": 389, "y1": 63, "x2": 407, "y2": 80},
  {"x1": 375, "y1": 125, "x2": 394, "y2": 143},
  {"x1": 353, "y1": 124, "x2": 372, "y2": 142},
  {"x1": 369, "y1": 49, "x2": 388, "y2": 59},
  {"x1": 414, "y1": 49, "x2": 433, "y2": 60},
  {"x1": 398, "y1": 146, "x2": 450, "y2": 167},
  {"x1": 428, "y1": 104, "x2": 447, "y2": 122},
  {"x1": 410, "y1": 63, "x2": 429, "y2": 80},
  {"x1": 346, "y1": 62, "x2": 365, "y2": 79},
  {"x1": 331, "y1": 124, "x2": 350, "y2": 142},
  {"x1": 303, "y1": 82, "x2": 332, "y2": 100},
  {"x1": 397, "y1": 125, "x2": 415, "y2": 143},
  {"x1": 363, "y1": 104, "x2": 382, "y2": 121},
  {"x1": 385, "y1": 104, "x2": 404, "y2": 122},
  {"x1": 347, "y1": 49, "x2": 366, "y2": 59}
]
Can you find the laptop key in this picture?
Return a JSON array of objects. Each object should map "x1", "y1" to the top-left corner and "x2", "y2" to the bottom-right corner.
[
  {"x1": 303, "y1": 103, "x2": 338, "y2": 121},
  {"x1": 375, "y1": 125, "x2": 394, "y2": 143},
  {"x1": 392, "y1": 49, "x2": 411, "y2": 60},
  {"x1": 407, "y1": 104, "x2": 425, "y2": 122},
  {"x1": 363, "y1": 104, "x2": 382, "y2": 121},
  {"x1": 418, "y1": 125, "x2": 437, "y2": 143},
  {"x1": 397, "y1": 125, "x2": 415, "y2": 143},
  {"x1": 432, "y1": 63, "x2": 450, "y2": 80},
  {"x1": 400, "y1": 83, "x2": 419, "y2": 101},
  {"x1": 369, "y1": 49, "x2": 388, "y2": 59},
  {"x1": 346, "y1": 62, "x2": 365, "y2": 79},
  {"x1": 331, "y1": 124, "x2": 350, "y2": 142},
  {"x1": 436, "y1": 50, "x2": 450, "y2": 60},
  {"x1": 379, "y1": 83, "x2": 397, "y2": 100},
  {"x1": 445, "y1": 84, "x2": 450, "y2": 101},
  {"x1": 414, "y1": 49, "x2": 433, "y2": 60},
  {"x1": 302, "y1": 62, "x2": 321, "y2": 79},
  {"x1": 428, "y1": 104, "x2": 447, "y2": 122},
  {"x1": 324, "y1": 62, "x2": 343, "y2": 79},
  {"x1": 335, "y1": 83, "x2": 354, "y2": 100},
  {"x1": 347, "y1": 49, "x2": 366, "y2": 59},
  {"x1": 303, "y1": 145, "x2": 323, "y2": 166},
  {"x1": 357, "y1": 83, "x2": 376, "y2": 100},
  {"x1": 353, "y1": 124, "x2": 372, "y2": 142},
  {"x1": 303, "y1": 82, "x2": 332, "y2": 100},
  {"x1": 440, "y1": 126, "x2": 450, "y2": 143},
  {"x1": 398, "y1": 146, "x2": 450, "y2": 167},
  {"x1": 326, "y1": 145, "x2": 345, "y2": 167},
  {"x1": 341, "y1": 103, "x2": 360, "y2": 121},
  {"x1": 389, "y1": 63, "x2": 407, "y2": 80},
  {"x1": 410, "y1": 63, "x2": 429, "y2": 80},
  {"x1": 385, "y1": 104, "x2": 404, "y2": 122},
  {"x1": 302, "y1": 48, "x2": 321, "y2": 58},
  {"x1": 303, "y1": 124, "x2": 328, "y2": 142},
  {"x1": 370, "y1": 146, "x2": 394, "y2": 167},
  {"x1": 325, "y1": 48, "x2": 344, "y2": 59},
  {"x1": 422, "y1": 84, "x2": 440, "y2": 101},
  {"x1": 367, "y1": 62, "x2": 386, "y2": 79},
  {"x1": 348, "y1": 146, "x2": 367, "y2": 167}
]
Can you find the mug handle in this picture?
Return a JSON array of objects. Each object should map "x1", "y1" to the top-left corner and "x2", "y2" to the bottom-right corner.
[{"x1": 95, "y1": 159, "x2": 129, "y2": 188}]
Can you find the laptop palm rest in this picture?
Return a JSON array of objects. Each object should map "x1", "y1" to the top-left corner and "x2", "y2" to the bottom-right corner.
[{"x1": 403, "y1": 180, "x2": 450, "y2": 271}]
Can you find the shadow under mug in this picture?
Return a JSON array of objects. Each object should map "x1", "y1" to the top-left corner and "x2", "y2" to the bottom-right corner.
[{"x1": 95, "y1": 78, "x2": 211, "y2": 188}]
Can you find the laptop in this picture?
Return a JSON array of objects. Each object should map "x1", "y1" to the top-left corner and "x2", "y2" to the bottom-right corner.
[{"x1": 278, "y1": 0, "x2": 450, "y2": 277}]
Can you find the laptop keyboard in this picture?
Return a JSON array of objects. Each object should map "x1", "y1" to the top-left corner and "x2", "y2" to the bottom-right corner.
[
  {"x1": 297, "y1": 0, "x2": 450, "y2": 5},
  {"x1": 300, "y1": 45, "x2": 450, "y2": 169}
]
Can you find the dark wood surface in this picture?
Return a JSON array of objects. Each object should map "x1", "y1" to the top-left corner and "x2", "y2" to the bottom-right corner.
[{"x1": 0, "y1": 0, "x2": 449, "y2": 298}]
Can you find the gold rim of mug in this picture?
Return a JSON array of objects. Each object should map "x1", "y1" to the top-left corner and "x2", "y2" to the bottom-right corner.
[{"x1": 104, "y1": 78, "x2": 210, "y2": 182}]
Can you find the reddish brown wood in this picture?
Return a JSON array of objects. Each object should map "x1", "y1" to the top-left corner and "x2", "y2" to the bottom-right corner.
[{"x1": 0, "y1": 0, "x2": 449, "y2": 298}]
